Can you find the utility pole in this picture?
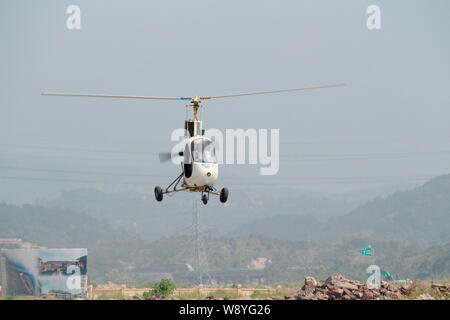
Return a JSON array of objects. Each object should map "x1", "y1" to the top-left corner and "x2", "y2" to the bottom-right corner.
[{"x1": 191, "y1": 199, "x2": 210, "y2": 286}]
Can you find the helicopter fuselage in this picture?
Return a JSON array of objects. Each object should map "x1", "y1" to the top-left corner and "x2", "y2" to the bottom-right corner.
[
  {"x1": 183, "y1": 162, "x2": 218, "y2": 188},
  {"x1": 182, "y1": 136, "x2": 218, "y2": 189}
]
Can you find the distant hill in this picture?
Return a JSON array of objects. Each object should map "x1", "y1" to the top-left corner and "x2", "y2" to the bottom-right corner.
[
  {"x1": 1, "y1": 201, "x2": 448, "y2": 284},
  {"x1": 331, "y1": 182, "x2": 418, "y2": 206},
  {"x1": 39, "y1": 187, "x2": 353, "y2": 239},
  {"x1": 402, "y1": 242, "x2": 450, "y2": 280},
  {"x1": 324, "y1": 174, "x2": 450, "y2": 247},
  {"x1": 230, "y1": 174, "x2": 450, "y2": 247},
  {"x1": 12, "y1": 173, "x2": 448, "y2": 249},
  {"x1": 229, "y1": 214, "x2": 322, "y2": 241},
  {"x1": 1, "y1": 174, "x2": 449, "y2": 285},
  {"x1": 0, "y1": 202, "x2": 125, "y2": 248}
]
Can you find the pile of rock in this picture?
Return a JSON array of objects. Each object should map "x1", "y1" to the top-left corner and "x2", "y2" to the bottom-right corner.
[{"x1": 295, "y1": 274, "x2": 413, "y2": 300}]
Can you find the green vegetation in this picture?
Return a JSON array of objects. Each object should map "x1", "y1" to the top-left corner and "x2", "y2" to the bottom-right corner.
[
  {"x1": 138, "y1": 279, "x2": 193, "y2": 289},
  {"x1": 402, "y1": 243, "x2": 450, "y2": 280},
  {"x1": 173, "y1": 290, "x2": 204, "y2": 300},
  {"x1": 96, "y1": 293, "x2": 125, "y2": 300},
  {"x1": 404, "y1": 283, "x2": 450, "y2": 300},
  {"x1": 250, "y1": 289, "x2": 287, "y2": 299},
  {"x1": 143, "y1": 279, "x2": 176, "y2": 298}
]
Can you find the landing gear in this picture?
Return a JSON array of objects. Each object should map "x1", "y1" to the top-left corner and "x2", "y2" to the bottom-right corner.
[
  {"x1": 154, "y1": 172, "x2": 186, "y2": 202},
  {"x1": 220, "y1": 187, "x2": 229, "y2": 203},
  {"x1": 154, "y1": 186, "x2": 163, "y2": 202},
  {"x1": 154, "y1": 179, "x2": 229, "y2": 204},
  {"x1": 201, "y1": 193, "x2": 208, "y2": 205},
  {"x1": 200, "y1": 186, "x2": 228, "y2": 204}
]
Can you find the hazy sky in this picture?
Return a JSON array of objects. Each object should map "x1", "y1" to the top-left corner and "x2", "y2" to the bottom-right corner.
[{"x1": 1, "y1": 0, "x2": 450, "y2": 203}]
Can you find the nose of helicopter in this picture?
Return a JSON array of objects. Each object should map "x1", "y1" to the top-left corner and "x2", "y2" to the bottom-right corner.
[
  {"x1": 186, "y1": 162, "x2": 218, "y2": 187},
  {"x1": 201, "y1": 164, "x2": 218, "y2": 186},
  {"x1": 204, "y1": 171, "x2": 213, "y2": 185}
]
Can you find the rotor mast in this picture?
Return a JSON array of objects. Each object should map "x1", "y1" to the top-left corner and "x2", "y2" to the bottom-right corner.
[
  {"x1": 191, "y1": 98, "x2": 201, "y2": 121},
  {"x1": 186, "y1": 97, "x2": 205, "y2": 137},
  {"x1": 190, "y1": 96, "x2": 211, "y2": 121}
]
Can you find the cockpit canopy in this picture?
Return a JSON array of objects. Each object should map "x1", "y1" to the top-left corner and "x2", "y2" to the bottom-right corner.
[{"x1": 185, "y1": 137, "x2": 217, "y2": 164}]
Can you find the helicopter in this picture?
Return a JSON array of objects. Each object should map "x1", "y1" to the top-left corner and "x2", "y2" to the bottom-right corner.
[{"x1": 41, "y1": 83, "x2": 345, "y2": 204}]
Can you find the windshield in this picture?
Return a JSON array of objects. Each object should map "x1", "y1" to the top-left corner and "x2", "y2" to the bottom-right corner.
[{"x1": 191, "y1": 139, "x2": 217, "y2": 163}]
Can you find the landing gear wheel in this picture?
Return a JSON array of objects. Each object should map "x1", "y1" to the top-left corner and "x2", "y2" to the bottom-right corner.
[
  {"x1": 201, "y1": 194, "x2": 208, "y2": 205},
  {"x1": 154, "y1": 186, "x2": 163, "y2": 202},
  {"x1": 220, "y1": 187, "x2": 229, "y2": 203}
]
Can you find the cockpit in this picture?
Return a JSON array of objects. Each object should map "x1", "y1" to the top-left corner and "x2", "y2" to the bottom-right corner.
[
  {"x1": 183, "y1": 137, "x2": 217, "y2": 179},
  {"x1": 191, "y1": 138, "x2": 217, "y2": 163}
]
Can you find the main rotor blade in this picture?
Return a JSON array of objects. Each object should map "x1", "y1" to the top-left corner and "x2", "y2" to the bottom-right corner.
[
  {"x1": 41, "y1": 83, "x2": 346, "y2": 102},
  {"x1": 41, "y1": 92, "x2": 190, "y2": 101},
  {"x1": 205, "y1": 83, "x2": 346, "y2": 99}
]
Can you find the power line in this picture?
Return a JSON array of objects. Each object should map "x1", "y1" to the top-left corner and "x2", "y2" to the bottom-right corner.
[
  {"x1": 0, "y1": 175, "x2": 153, "y2": 185},
  {"x1": 281, "y1": 150, "x2": 450, "y2": 162},
  {"x1": 284, "y1": 150, "x2": 450, "y2": 158},
  {"x1": 0, "y1": 175, "x2": 434, "y2": 186},
  {"x1": 0, "y1": 165, "x2": 438, "y2": 182},
  {"x1": 2, "y1": 147, "x2": 450, "y2": 164},
  {"x1": 0, "y1": 152, "x2": 155, "y2": 163},
  {"x1": 0, "y1": 143, "x2": 156, "y2": 155},
  {"x1": 0, "y1": 165, "x2": 169, "y2": 179}
]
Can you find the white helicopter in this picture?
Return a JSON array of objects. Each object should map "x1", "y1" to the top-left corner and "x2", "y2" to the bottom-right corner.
[{"x1": 42, "y1": 83, "x2": 345, "y2": 204}]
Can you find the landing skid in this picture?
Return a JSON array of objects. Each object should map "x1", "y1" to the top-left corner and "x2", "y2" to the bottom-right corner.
[{"x1": 154, "y1": 173, "x2": 228, "y2": 204}]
